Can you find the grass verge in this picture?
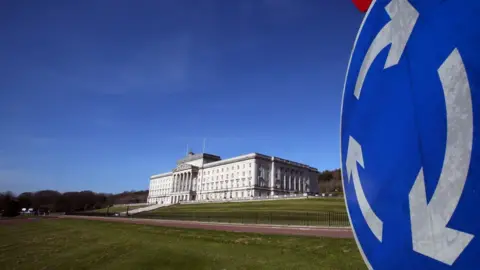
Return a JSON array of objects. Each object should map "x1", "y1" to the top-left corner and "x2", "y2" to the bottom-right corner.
[{"x1": 0, "y1": 218, "x2": 365, "y2": 270}]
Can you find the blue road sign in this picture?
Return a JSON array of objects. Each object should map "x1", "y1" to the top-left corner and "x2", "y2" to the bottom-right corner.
[{"x1": 340, "y1": 0, "x2": 480, "y2": 269}]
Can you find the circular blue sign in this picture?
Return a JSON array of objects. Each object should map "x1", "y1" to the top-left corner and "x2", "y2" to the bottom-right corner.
[{"x1": 341, "y1": 0, "x2": 480, "y2": 269}]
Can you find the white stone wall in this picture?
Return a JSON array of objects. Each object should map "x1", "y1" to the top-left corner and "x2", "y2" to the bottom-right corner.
[
  {"x1": 197, "y1": 156, "x2": 255, "y2": 201},
  {"x1": 148, "y1": 173, "x2": 173, "y2": 204}
]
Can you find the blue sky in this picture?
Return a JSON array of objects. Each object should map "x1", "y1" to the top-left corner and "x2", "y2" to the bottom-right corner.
[{"x1": 0, "y1": 0, "x2": 363, "y2": 194}]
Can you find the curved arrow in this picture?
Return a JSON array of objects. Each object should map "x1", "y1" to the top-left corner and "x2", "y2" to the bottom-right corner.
[
  {"x1": 354, "y1": 0, "x2": 419, "y2": 99},
  {"x1": 409, "y1": 49, "x2": 474, "y2": 266},
  {"x1": 347, "y1": 0, "x2": 419, "y2": 241},
  {"x1": 347, "y1": 136, "x2": 383, "y2": 241}
]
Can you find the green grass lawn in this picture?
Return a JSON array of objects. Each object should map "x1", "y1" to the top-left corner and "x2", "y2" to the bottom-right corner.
[
  {"x1": 136, "y1": 198, "x2": 349, "y2": 226},
  {"x1": 0, "y1": 218, "x2": 365, "y2": 270},
  {"x1": 89, "y1": 205, "x2": 145, "y2": 213}
]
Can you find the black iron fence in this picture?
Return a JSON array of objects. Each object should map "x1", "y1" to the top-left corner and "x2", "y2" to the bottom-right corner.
[{"x1": 66, "y1": 211, "x2": 350, "y2": 227}]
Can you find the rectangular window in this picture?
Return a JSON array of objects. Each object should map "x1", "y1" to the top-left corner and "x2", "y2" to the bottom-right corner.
[{"x1": 243, "y1": 164, "x2": 245, "y2": 168}]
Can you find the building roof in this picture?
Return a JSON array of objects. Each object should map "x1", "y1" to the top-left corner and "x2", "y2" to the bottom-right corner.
[{"x1": 176, "y1": 152, "x2": 221, "y2": 165}]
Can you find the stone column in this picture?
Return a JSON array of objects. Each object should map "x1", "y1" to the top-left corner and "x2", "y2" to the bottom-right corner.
[
  {"x1": 190, "y1": 172, "x2": 193, "y2": 191},
  {"x1": 179, "y1": 173, "x2": 183, "y2": 192},
  {"x1": 182, "y1": 173, "x2": 185, "y2": 191},
  {"x1": 290, "y1": 172, "x2": 294, "y2": 192},
  {"x1": 270, "y1": 158, "x2": 275, "y2": 196},
  {"x1": 175, "y1": 174, "x2": 179, "y2": 192},
  {"x1": 294, "y1": 171, "x2": 298, "y2": 192},
  {"x1": 285, "y1": 170, "x2": 289, "y2": 191},
  {"x1": 289, "y1": 170, "x2": 293, "y2": 191},
  {"x1": 302, "y1": 176, "x2": 306, "y2": 193},
  {"x1": 253, "y1": 161, "x2": 258, "y2": 187},
  {"x1": 293, "y1": 171, "x2": 296, "y2": 191},
  {"x1": 176, "y1": 174, "x2": 180, "y2": 192}
]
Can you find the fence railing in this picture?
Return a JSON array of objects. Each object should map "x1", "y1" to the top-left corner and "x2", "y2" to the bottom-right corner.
[{"x1": 66, "y1": 211, "x2": 350, "y2": 227}]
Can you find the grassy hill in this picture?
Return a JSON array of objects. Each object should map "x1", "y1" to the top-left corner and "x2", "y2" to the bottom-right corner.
[
  {"x1": 136, "y1": 198, "x2": 348, "y2": 226},
  {"x1": 151, "y1": 198, "x2": 346, "y2": 213}
]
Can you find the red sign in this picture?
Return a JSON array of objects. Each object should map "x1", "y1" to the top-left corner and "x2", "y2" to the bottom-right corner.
[{"x1": 352, "y1": 0, "x2": 372, "y2": 13}]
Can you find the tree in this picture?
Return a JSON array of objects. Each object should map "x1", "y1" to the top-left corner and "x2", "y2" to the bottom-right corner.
[
  {"x1": 0, "y1": 189, "x2": 148, "y2": 214},
  {"x1": 0, "y1": 192, "x2": 20, "y2": 217},
  {"x1": 18, "y1": 192, "x2": 34, "y2": 209},
  {"x1": 317, "y1": 169, "x2": 342, "y2": 193}
]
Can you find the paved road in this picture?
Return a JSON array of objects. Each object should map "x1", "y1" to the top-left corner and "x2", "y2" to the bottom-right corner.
[{"x1": 61, "y1": 215, "x2": 353, "y2": 238}]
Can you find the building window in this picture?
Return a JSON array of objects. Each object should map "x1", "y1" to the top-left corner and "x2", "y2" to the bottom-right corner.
[
  {"x1": 237, "y1": 165, "x2": 240, "y2": 169},
  {"x1": 243, "y1": 164, "x2": 245, "y2": 168},
  {"x1": 242, "y1": 171, "x2": 245, "y2": 176}
]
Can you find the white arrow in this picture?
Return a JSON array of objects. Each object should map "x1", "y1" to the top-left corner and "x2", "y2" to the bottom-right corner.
[
  {"x1": 409, "y1": 49, "x2": 474, "y2": 266},
  {"x1": 347, "y1": 136, "x2": 383, "y2": 242},
  {"x1": 346, "y1": 0, "x2": 418, "y2": 242},
  {"x1": 354, "y1": 0, "x2": 419, "y2": 99}
]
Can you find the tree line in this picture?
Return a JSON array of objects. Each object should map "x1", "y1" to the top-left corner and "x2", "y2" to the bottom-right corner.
[
  {"x1": 0, "y1": 190, "x2": 148, "y2": 217},
  {"x1": 317, "y1": 169, "x2": 342, "y2": 193}
]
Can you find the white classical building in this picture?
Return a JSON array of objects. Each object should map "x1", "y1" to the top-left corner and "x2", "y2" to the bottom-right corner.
[{"x1": 147, "y1": 152, "x2": 320, "y2": 205}]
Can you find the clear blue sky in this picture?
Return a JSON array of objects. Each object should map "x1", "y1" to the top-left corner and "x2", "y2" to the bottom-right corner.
[{"x1": 0, "y1": 0, "x2": 363, "y2": 194}]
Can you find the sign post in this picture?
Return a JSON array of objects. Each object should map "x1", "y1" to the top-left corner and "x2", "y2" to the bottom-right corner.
[{"x1": 341, "y1": 0, "x2": 480, "y2": 269}]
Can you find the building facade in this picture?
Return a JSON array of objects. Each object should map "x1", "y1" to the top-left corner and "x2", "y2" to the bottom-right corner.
[{"x1": 147, "y1": 152, "x2": 320, "y2": 205}]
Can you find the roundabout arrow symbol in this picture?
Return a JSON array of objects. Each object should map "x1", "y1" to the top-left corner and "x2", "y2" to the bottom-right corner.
[
  {"x1": 409, "y1": 49, "x2": 474, "y2": 266},
  {"x1": 347, "y1": 136, "x2": 383, "y2": 241},
  {"x1": 347, "y1": 0, "x2": 419, "y2": 242},
  {"x1": 354, "y1": 0, "x2": 419, "y2": 99}
]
